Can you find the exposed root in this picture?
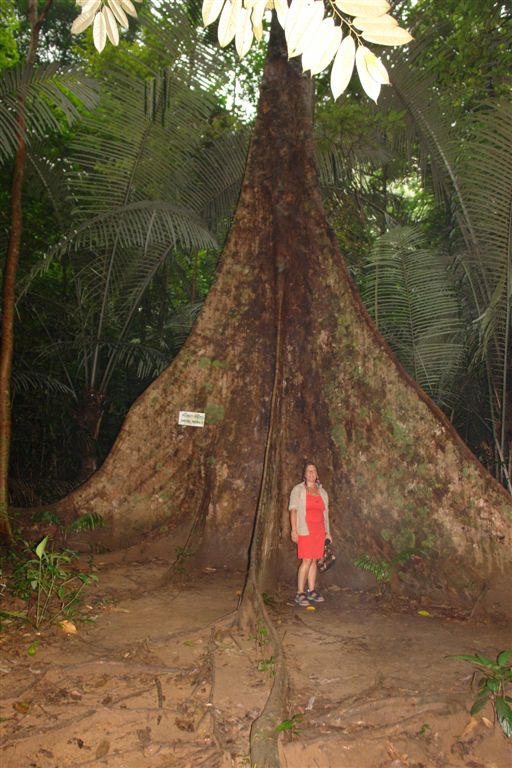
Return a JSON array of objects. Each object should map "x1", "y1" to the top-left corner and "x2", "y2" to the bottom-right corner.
[{"x1": 240, "y1": 584, "x2": 288, "y2": 768}]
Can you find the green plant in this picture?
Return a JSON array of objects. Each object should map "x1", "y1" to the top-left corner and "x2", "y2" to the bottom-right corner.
[
  {"x1": 353, "y1": 548, "x2": 418, "y2": 591},
  {"x1": 9, "y1": 535, "x2": 97, "y2": 628},
  {"x1": 257, "y1": 655, "x2": 276, "y2": 676},
  {"x1": 354, "y1": 553, "x2": 393, "y2": 584},
  {"x1": 276, "y1": 713, "x2": 302, "y2": 737},
  {"x1": 449, "y1": 650, "x2": 512, "y2": 738},
  {"x1": 251, "y1": 621, "x2": 270, "y2": 653},
  {"x1": 30, "y1": 510, "x2": 105, "y2": 538},
  {"x1": 174, "y1": 546, "x2": 194, "y2": 574}
]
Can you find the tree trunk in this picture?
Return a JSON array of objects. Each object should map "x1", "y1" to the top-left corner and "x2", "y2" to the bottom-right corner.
[
  {"x1": 53, "y1": 20, "x2": 512, "y2": 614},
  {"x1": 76, "y1": 388, "x2": 106, "y2": 482},
  {"x1": 0, "y1": 0, "x2": 53, "y2": 545}
]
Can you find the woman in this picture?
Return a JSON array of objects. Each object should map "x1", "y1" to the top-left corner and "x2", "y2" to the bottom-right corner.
[{"x1": 289, "y1": 462, "x2": 331, "y2": 606}]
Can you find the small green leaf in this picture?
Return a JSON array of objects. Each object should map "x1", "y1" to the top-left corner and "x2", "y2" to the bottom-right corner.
[
  {"x1": 470, "y1": 695, "x2": 489, "y2": 716},
  {"x1": 27, "y1": 639, "x2": 40, "y2": 656},
  {"x1": 35, "y1": 536, "x2": 49, "y2": 559},
  {"x1": 497, "y1": 650, "x2": 512, "y2": 667},
  {"x1": 495, "y1": 697, "x2": 512, "y2": 738},
  {"x1": 484, "y1": 677, "x2": 500, "y2": 693},
  {"x1": 475, "y1": 653, "x2": 499, "y2": 671}
]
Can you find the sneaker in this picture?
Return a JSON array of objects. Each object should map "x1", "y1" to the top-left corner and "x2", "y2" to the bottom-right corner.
[
  {"x1": 294, "y1": 592, "x2": 310, "y2": 607},
  {"x1": 305, "y1": 588, "x2": 325, "y2": 603}
]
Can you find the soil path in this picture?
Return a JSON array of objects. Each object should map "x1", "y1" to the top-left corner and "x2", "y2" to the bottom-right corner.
[{"x1": 0, "y1": 555, "x2": 510, "y2": 768}]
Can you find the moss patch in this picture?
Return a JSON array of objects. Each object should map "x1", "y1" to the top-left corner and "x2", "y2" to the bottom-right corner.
[{"x1": 205, "y1": 403, "x2": 225, "y2": 424}]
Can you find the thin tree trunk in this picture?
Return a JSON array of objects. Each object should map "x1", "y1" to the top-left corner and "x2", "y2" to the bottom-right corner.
[
  {"x1": 76, "y1": 388, "x2": 106, "y2": 483},
  {"x1": 0, "y1": 0, "x2": 53, "y2": 544},
  {"x1": 48, "y1": 20, "x2": 512, "y2": 615}
]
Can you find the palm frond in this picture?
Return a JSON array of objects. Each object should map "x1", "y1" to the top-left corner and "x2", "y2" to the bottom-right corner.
[
  {"x1": 11, "y1": 370, "x2": 74, "y2": 397},
  {"x1": 0, "y1": 63, "x2": 98, "y2": 163},
  {"x1": 362, "y1": 225, "x2": 465, "y2": 408}
]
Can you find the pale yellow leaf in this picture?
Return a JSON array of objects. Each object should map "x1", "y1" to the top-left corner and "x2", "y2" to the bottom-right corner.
[
  {"x1": 330, "y1": 34, "x2": 356, "y2": 99},
  {"x1": 274, "y1": 0, "x2": 289, "y2": 28},
  {"x1": 81, "y1": 0, "x2": 102, "y2": 14},
  {"x1": 71, "y1": 12, "x2": 95, "y2": 34},
  {"x1": 303, "y1": 18, "x2": 342, "y2": 76},
  {"x1": 218, "y1": 0, "x2": 242, "y2": 47},
  {"x1": 352, "y1": 13, "x2": 398, "y2": 30},
  {"x1": 287, "y1": 0, "x2": 324, "y2": 59},
  {"x1": 119, "y1": 0, "x2": 138, "y2": 18},
  {"x1": 301, "y1": 16, "x2": 334, "y2": 72},
  {"x1": 253, "y1": 21, "x2": 263, "y2": 40},
  {"x1": 235, "y1": 6, "x2": 254, "y2": 57},
  {"x1": 251, "y1": 0, "x2": 267, "y2": 31},
  {"x1": 335, "y1": 0, "x2": 390, "y2": 16},
  {"x1": 284, "y1": 0, "x2": 308, "y2": 50},
  {"x1": 202, "y1": 0, "x2": 226, "y2": 26},
  {"x1": 355, "y1": 44, "x2": 380, "y2": 102},
  {"x1": 310, "y1": 22, "x2": 342, "y2": 75},
  {"x1": 362, "y1": 26, "x2": 413, "y2": 45},
  {"x1": 93, "y1": 11, "x2": 106, "y2": 52},
  {"x1": 103, "y1": 7, "x2": 119, "y2": 46},
  {"x1": 359, "y1": 45, "x2": 389, "y2": 84},
  {"x1": 108, "y1": 0, "x2": 128, "y2": 27}
]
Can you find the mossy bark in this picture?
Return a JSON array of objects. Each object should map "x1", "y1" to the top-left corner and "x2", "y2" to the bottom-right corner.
[{"x1": 49, "y1": 20, "x2": 512, "y2": 614}]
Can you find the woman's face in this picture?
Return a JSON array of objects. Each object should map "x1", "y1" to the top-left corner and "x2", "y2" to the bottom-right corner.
[{"x1": 304, "y1": 464, "x2": 318, "y2": 484}]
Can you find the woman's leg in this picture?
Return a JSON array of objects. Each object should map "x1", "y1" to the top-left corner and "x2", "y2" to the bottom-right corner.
[
  {"x1": 297, "y1": 558, "x2": 312, "y2": 593},
  {"x1": 307, "y1": 559, "x2": 318, "y2": 591}
]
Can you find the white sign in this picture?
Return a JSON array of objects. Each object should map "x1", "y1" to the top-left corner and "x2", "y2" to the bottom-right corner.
[{"x1": 178, "y1": 411, "x2": 206, "y2": 428}]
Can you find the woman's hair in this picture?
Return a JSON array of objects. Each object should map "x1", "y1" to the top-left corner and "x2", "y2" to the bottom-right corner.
[{"x1": 303, "y1": 461, "x2": 320, "y2": 485}]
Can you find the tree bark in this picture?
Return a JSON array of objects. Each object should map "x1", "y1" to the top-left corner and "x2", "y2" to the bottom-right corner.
[
  {"x1": 0, "y1": 0, "x2": 53, "y2": 544},
  {"x1": 52, "y1": 20, "x2": 512, "y2": 614}
]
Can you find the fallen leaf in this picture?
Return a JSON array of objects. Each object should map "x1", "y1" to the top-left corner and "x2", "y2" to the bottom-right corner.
[
  {"x1": 59, "y1": 620, "x2": 77, "y2": 634},
  {"x1": 95, "y1": 738, "x2": 110, "y2": 759},
  {"x1": 417, "y1": 610, "x2": 431, "y2": 617},
  {"x1": 13, "y1": 701, "x2": 31, "y2": 714},
  {"x1": 460, "y1": 716, "x2": 479, "y2": 739}
]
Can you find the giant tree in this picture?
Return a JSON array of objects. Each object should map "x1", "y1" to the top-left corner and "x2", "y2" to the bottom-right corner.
[
  {"x1": 50, "y1": 1, "x2": 512, "y2": 603},
  {"x1": 16, "y1": 3, "x2": 511, "y2": 763}
]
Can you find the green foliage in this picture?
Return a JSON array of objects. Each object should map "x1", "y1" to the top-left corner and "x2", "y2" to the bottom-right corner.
[
  {"x1": 174, "y1": 546, "x2": 194, "y2": 574},
  {"x1": 363, "y1": 225, "x2": 465, "y2": 410},
  {"x1": 0, "y1": 62, "x2": 98, "y2": 163},
  {"x1": 449, "y1": 650, "x2": 512, "y2": 739},
  {"x1": 353, "y1": 553, "x2": 392, "y2": 584},
  {"x1": 29, "y1": 509, "x2": 105, "y2": 537},
  {"x1": 7, "y1": 535, "x2": 98, "y2": 628},
  {"x1": 276, "y1": 713, "x2": 302, "y2": 736},
  {"x1": 353, "y1": 548, "x2": 418, "y2": 588},
  {"x1": 257, "y1": 655, "x2": 276, "y2": 676}
]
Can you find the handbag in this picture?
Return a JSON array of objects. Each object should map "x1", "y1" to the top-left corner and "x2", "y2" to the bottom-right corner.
[{"x1": 318, "y1": 537, "x2": 336, "y2": 572}]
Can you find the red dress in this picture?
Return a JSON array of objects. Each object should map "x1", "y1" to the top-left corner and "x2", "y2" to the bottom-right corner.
[{"x1": 297, "y1": 492, "x2": 325, "y2": 559}]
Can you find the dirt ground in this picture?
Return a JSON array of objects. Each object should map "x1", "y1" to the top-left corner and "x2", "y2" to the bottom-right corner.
[{"x1": 0, "y1": 547, "x2": 511, "y2": 768}]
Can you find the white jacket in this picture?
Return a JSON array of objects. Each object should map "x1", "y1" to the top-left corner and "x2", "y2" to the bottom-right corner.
[{"x1": 288, "y1": 482, "x2": 330, "y2": 537}]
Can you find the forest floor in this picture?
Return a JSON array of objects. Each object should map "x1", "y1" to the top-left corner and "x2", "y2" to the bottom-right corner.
[{"x1": 0, "y1": 541, "x2": 511, "y2": 768}]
